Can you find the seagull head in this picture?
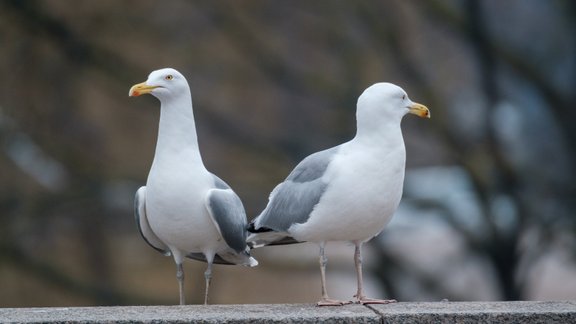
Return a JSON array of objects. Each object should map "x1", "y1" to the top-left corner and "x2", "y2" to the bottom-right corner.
[
  {"x1": 129, "y1": 68, "x2": 189, "y2": 101},
  {"x1": 357, "y1": 82, "x2": 430, "y2": 121}
]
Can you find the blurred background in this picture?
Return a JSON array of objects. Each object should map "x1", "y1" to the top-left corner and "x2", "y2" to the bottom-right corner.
[{"x1": 1, "y1": 0, "x2": 575, "y2": 307}]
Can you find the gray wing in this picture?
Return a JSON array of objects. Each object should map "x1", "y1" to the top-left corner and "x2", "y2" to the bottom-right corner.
[
  {"x1": 252, "y1": 146, "x2": 339, "y2": 232},
  {"x1": 186, "y1": 252, "x2": 235, "y2": 265},
  {"x1": 134, "y1": 186, "x2": 171, "y2": 256},
  {"x1": 205, "y1": 176, "x2": 249, "y2": 253}
]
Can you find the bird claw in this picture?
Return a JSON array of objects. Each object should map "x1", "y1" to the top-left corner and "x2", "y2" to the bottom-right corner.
[
  {"x1": 354, "y1": 295, "x2": 397, "y2": 305},
  {"x1": 316, "y1": 298, "x2": 353, "y2": 307}
]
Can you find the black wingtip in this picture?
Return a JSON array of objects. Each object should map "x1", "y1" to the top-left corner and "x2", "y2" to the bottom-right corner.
[{"x1": 246, "y1": 222, "x2": 273, "y2": 233}]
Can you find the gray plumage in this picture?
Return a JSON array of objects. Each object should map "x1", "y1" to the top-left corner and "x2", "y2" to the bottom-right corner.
[
  {"x1": 134, "y1": 187, "x2": 170, "y2": 256},
  {"x1": 251, "y1": 147, "x2": 338, "y2": 234},
  {"x1": 212, "y1": 174, "x2": 230, "y2": 190},
  {"x1": 186, "y1": 253, "x2": 234, "y2": 265},
  {"x1": 206, "y1": 186, "x2": 248, "y2": 253},
  {"x1": 134, "y1": 175, "x2": 251, "y2": 265}
]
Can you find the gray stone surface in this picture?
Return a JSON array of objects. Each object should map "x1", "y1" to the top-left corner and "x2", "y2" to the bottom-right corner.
[
  {"x1": 370, "y1": 301, "x2": 576, "y2": 323},
  {"x1": 0, "y1": 303, "x2": 380, "y2": 324},
  {"x1": 0, "y1": 301, "x2": 574, "y2": 323}
]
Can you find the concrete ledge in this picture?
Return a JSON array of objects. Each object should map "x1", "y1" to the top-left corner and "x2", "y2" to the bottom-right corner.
[
  {"x1": 371, "y1": 301, "x2": 576, "y2": 323},
  {"x1": 1, "y1": 301, "x2": 574, "y2": 323}
]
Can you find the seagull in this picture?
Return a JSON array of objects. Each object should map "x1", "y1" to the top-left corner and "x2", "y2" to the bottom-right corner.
[
  {"x1": 129, "y1": 68, "x2": 257, "y2": 305},
  {"x1": 247, "y1": 83, "x2": 429, "y2": 306}
]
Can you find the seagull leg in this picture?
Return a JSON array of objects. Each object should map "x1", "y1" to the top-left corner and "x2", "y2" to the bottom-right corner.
[
  {"x1": 203, "y1": 254, "x2": 215, "y2": 305},
  {"x1": 176, "y1": 262, "x2": 185, "y2": 305},
  {"x1": 317, "y1": 242, "x2": 350, "y2": 306},
  {"x1": 353, "y1": 242, "x2": 396, "y2": 305}
]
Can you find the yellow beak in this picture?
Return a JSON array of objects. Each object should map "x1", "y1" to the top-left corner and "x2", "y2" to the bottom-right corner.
[
  {"x1": 129, "y1": 82, "x2": 159, "y2": 97},
  {"x1": 408, "y1": 102, "x2": 430, "y2": 118}
]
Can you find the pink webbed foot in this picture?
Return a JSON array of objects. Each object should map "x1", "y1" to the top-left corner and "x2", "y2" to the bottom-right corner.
[
  {"x1": 355, "y1": 295, "x2": 397, "y2": 305},
  {"x1": 316, "y1": 298, "x2": 353, "y2": 307}
]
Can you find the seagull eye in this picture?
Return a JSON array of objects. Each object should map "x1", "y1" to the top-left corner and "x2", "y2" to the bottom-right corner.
[
  {"x1": 165, "y1": 75, "x2": 174, "y2": 81},
  {"x1": 402, "y1": 94, "x2": 406, "y2": 100}
]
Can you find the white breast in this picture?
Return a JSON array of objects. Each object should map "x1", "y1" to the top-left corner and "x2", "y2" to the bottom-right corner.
[
  {"x1": 145, "y1": 157, "x2": 224, "y2": 254},
  {"x1": 289, "y1": 142, "x2": 406, "y2": 243}
]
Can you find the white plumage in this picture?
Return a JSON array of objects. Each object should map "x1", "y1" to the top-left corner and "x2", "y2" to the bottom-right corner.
[
  {"x1": 129, "y1": 68, "x2": 257, "y2": 305},
  {"x1": 248, "y1": 82, "x2": 429, "y2": 305}
]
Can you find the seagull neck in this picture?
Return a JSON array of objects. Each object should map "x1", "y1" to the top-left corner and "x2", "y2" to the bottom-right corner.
[
  {"x1": 154, "y1": 95, "x2": 203, "y2": 164},
  {"x1": 354, "y1": 119, "x2": 405, "y2": 149}
]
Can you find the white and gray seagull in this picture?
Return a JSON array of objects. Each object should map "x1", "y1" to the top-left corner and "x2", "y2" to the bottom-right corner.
[
  {"x1": 129, "y1": 68, "x2": 257, "y2": 305},
  {"x1": 247, "y1": 83, "x2": 429, "y2": 306}
]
